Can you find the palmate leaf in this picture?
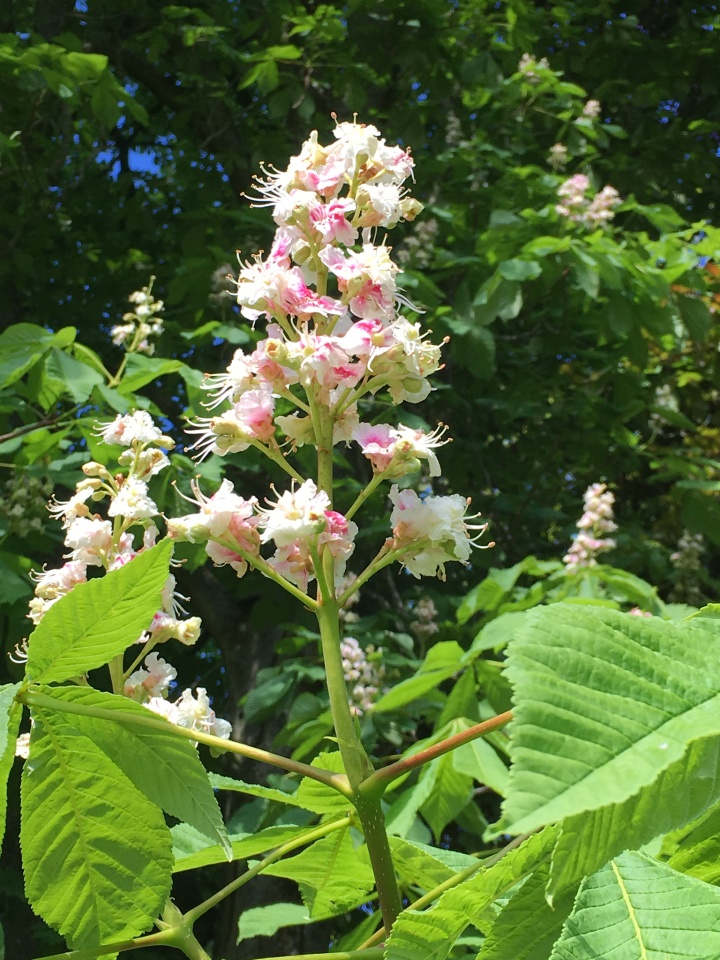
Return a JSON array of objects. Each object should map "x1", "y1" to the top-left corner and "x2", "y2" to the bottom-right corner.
[
  {"x1": 37, "y1": 686, "x2": 230, "y2": 857},
  {"x1": 264, "y1": 826, "x2": 375, "y2": 919},
  {"x1": 26, "y1": 540, "x2": 173, "y2": 684},
  {"x1": 550, "y1": 851, "x2": 720, "y2": 959},
  {"x1": 385, "y1": 827, "x2": 557, "y2": 960},
  {"x1": 495, "y1": 605, "x2": 720, "y2": 837},
  {"x1": 548, "y1": 734, "x2": 720, "y2": 897},
  {"x1": 21, "y1": 710, "x2": 172, "y2": 948},
  {"x1": 0, "y1": 683, "x2": 21, "y2": 850}
]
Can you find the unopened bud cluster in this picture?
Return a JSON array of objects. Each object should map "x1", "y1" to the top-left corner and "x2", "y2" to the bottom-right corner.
[
  {"x1": 563, "y1": 482, "x2": 617, "y2": 571},
  {"x1": 340, "y1": 636, "x2": 386, "y2": 716},
  {"x1": 0, "y1": 474, "x2": 53, "y2": 537},
  {"x1": 110, "y1": 277, "x2": 164, "y2": 355},
  {"x1": 23, "y1": 410, "x2": 231, "y2": 741}
]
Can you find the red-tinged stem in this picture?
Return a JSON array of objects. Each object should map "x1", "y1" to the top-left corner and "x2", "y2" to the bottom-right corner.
[{"x1": 360, "y1": 711, "x2": 513, "y2": 798}]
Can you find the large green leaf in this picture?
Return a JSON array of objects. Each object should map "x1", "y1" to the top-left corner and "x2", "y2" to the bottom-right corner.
[
  {"x1": 549, "y1": 851, "x2": 720, "y2": 959},
  {"x1": 495, "y1": 605, "x2": 720, "y2": 836},
  {"x1": 548, "y1": 735, "x2": 720, "y2": 897},
  {"x1": 0, "y1": 684, "x2": 21, "y2": 850},
  {"x1": 21, "y1": 709, "x2": 172, "y2": 948},
  {"x1": 264, "y1": 827, "x2": 375, "y2": 919},
  {"x1": 419, "y1": 751, "x2": 473, "y2": 842},
  {"x1": 37, "y1": 686, "x2": 229, "y2": 857},
  {"x1": 172, "y1": 822, "x2": 309, "y2": 873},
  {"x1": 385, "y1": 828, "x2": 557, "y2": 960},
  {"x1": 26, "y1": 540, "x2": 173, "y2": 684}
]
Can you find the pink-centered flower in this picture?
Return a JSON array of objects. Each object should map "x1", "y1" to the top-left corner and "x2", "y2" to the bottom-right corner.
[
  {"x1": 389, "y1": 485, "x2": 490, "y2": 580},
  {"x1": 258, "y1": 479, "x2": 331, "y2": 548}
]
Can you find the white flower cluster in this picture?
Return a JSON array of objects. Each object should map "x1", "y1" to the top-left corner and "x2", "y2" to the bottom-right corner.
[
  {"x1": 556, "y1": 174, "x2": 621, "y2": 226},
  {"x1": 27, "y1": 411, "x2": 199, "y2": 641},
  {"x1": 146, "y1": 686, "x2": 232, "y2": 740},
  {"x1": 168, "y1": 477, "x2": 357, "y2": 593},
  {"x1": 389, "y1": 485, "x2": 491, "y2": 581},
  {"x1": 563, "y1": 482, "x2": 617, "y2": 571},
  {"x1": 518, "y1": 53, "x2": 550, "y2": 83},
  {"x1": 340, "y1": 636, "x2": 385, "y2": 717},
  {"x1": 110, "y1": 277, "x2": 164, "y2": 355}
]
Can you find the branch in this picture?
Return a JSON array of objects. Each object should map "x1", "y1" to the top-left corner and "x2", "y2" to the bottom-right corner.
[
  {"x1": 360, "y1": 711, "x2": 513, "y2": 796},
  {"x1": 185, "y1": 815, "x2": 352, "y2": 923},
  {"x1": 22, "y1": 689, "x2": 352, "y2": 795}
]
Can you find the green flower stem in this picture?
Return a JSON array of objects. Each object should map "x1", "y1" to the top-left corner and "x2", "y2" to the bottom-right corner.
[
  {"x1": 214, "y1": 536, "x2": 319, "y2": 611},
  {"x1": 21, "y1": 689, "x2": 352, "y2": 795},
  {"x1": 123, "y1": 635, "x2": 159, "y2": 681},
  {"x1": 344, "y1": 472, "x2": 386, "y2": 522},
  {"x1": 185, "y1": 815, "x2": 352, "y2": 924},
  {"x1": 360, "y1": 711, "x2": 513, "y2": 798},
  {"x1": 358, "y1": 832, "x2": 532, "y2": 951},
  {"x1": 337, "y1": 544, "x2": 406, "y2": 607},
  {"x1": 108, "y1": 654, "x2": 125, "y2": 696},
  {"x1": 248, "y1": 437, "x2": 305, "y2": 483}
]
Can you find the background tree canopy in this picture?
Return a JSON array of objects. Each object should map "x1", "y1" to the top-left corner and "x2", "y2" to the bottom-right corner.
[{"x1": 1, "y1": 1, "x2": 720, "y2": 956}]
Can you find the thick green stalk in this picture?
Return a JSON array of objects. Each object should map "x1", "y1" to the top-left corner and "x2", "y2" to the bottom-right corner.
[{"x1": 316, "y1": 599, "x2": 372, "y2": 788}]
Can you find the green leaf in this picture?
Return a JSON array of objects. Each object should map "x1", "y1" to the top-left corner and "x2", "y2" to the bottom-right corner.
[
  {"x1": 477, "y1": 865, "x2": 578, "y2": 959},
  {"x1": 452, "y1": 728, "x2": 509, "y2": 796},
  {"x1": 549, "y1": 851, "x2": 720, "y2": 959},
  {"x1": 385, "y1": 828, "x2": 557, "y2": 960},
  {"x1": 668, "y1": 801, "x2": 720, "y2": 884},
  {"x1": 117, "y1": 354, "x2": 184, "y2": 394},
  {"x1": 209, "y1": 772, "x2": 320, "y2": 810},
  {"x1": 548, "y1": 735, "x2": 720, "y2": 897},
  {"x1": 0, "y1": 553, "x2": 33, "y2": 603},
  {"x1": 389, "y1": 836, "x2": 478, "y2": 892},
  {"x1": 44, "y1": 348, "x2": 104, "y2": 403},
  {"x1": 21, "y1": 708, "x2": 172, "y2": 948},
  {"x1": 374, "y1": 642, "x2": 465, "y2": 712},
  {"x1": 420, "y1": 750, "x2": 473, "y2": 842},
  {"x1": 26, "y1": 540, "x2": 173, "y2": 684},
  {"x1": 264, "y1": 827, "x2": 375, "y2": 919},
  {"x1": 296, "y1": 751, "x2": 352, "y2": 815},
  {"x1": 495, "y1": 605, "x2": 720, "y2": 837},
  {"x1": 0, "y1": 323, "x2": 55, "y2": 388},
  {"x1": 678, "y1": 296, "x2": 712, "y2": 341},
  {"x1": 237, "y1": 902, "x2": 310, "y2": 942},
  {"x1": 37, "y1": 686, "x2": 229, "y2": 857},
  {"x1": 172, "y1": 822, "x2": 309, "y2": 873},
  {"x1": 498, "y1": 259, "x2": 542, "y2": 281},
  {"x1": 0, "y1": 684, "x2": 21, "y2": 850}
]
